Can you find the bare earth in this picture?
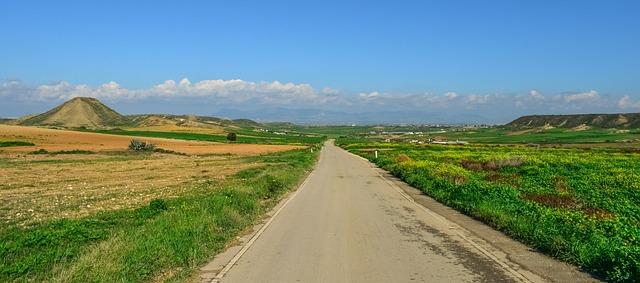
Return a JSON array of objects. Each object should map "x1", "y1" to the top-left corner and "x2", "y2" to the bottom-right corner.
[
  {"x1": 0, "y1": 125, "x2": 301, "y2": 155},
  {"x1": 203, "y1": 141, "x2": 598, "y2": 283}
]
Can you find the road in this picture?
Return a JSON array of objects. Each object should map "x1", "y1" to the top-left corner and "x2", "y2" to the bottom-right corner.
[{"x1": 206, "y1": 141, "x2": 596, "y2": 283}]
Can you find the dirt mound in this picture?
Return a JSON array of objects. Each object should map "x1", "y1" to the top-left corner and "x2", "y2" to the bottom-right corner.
[{"x1": 20, "y1": 97, "x2": 130, "y2": 128}]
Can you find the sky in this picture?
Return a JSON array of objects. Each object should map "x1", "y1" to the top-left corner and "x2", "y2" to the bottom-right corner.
[{"x1": 1, "y1": 0, "x2": 639, "y2": 124}]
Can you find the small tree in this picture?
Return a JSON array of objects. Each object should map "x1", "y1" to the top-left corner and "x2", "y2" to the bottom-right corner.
[
  {"x1": 128, "y1": 139, "x2": 156, "y2": 151},
  {"x1": 226, "y1": 132, "x2": 237, "y2": 142}
]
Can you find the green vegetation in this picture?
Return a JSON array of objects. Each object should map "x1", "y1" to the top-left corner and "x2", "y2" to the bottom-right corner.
[
  {"x1": 266, "y1": 124, "x2": 639, "y2": 145},
  {"x1": 29, "y1": 149, "x2": 96, "y2": 155},
  {"x1": 424, "y1": 127, "x2": 640, "y2": 144},
  {"x1": 128, "y1": 139, "x2": 156, "y2": 152},
  {"x1": 340, "y1": 141, "x2": 639, "y2": 282},
  {"x1": 0, "y1": 148, "x2": 317, "y2": 282},
  {"x1": 226, "y1": 132, "x2": 237, "y2": 142},
  {"x1": 0, "y1": 141, "x2": 35, "y2": 147},
  {"x1": 86, "y1": 128, "x2": 324, "y2": 145}
]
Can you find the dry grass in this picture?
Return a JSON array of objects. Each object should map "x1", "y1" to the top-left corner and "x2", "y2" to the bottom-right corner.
[
  {"x1": 0, "y1": 151, "x2": 261, "y2": 227},
  {"x1": 394, "y1": 154, "x2": 412, "y2": 163}
]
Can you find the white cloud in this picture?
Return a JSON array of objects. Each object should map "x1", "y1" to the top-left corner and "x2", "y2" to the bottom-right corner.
[
  {"x1": 466, "y1": 94, "x2": 492, "y2": 105},
  {"x1": 445, "y1": 92, "x2": 458, "y2": 100},
  {"x1": 529, "y1": 90, "x2": 544, "y2": 101},
  {"x1": 0, "y1": 79, "x2": 632, "y2": 119},
  {"x1": 564, "y1": 90, "x2": 599, "y2": 103},
  {"x1": 618, "y1": 95, "x2": 640, "y2": 110},
  {"x1": 358, "y1": 91, "x2": 380, "y2": 100}
]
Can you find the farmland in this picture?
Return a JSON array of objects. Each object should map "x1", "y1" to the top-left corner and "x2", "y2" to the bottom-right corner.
[
  {"x1": 86, "y1": 127, "x2": 324, "y2": 145},
  {"x1": 339, "y1": 141, "x2": 640, "y2": 282},
  {"x1": 0, "y1": 125, "x2": 320, "y2": 281},
  {"x1": 276, "y1": 123, "x2": 640, "y2": 147},
  {"x1": 0, "y1": 125, "x2": 303, "y2": 155}
]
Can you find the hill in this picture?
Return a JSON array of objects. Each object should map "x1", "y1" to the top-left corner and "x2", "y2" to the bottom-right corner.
[
  {"x1": 127, "y1": 114, "x2": 263, "y2": 132},
  {"x1": 506, "y1": 113, "x2": 640, "y2": 129},
  {"x1": 14, "y1": 97, "x2": 265, "y2": 130},
  {"x1": 20, "y1": 97, "x2": 130, "y2": 128}
]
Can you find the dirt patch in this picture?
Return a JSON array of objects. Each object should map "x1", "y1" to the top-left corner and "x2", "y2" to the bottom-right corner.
[
  {"x1": 522, "y1": 193, "x2": 578, "y2": 209},
  {"x1": 569, "y1": 124, "x2": 591, "y2": 132},
  {"x1": 583, "y1": 208, "x2": 615, "y2": 220},
  {"x1": 522, "y1": 192, "x2": 616, "y2": 220},
  {"x1": 461, "y1": 157, "x2": 524, "y2": 171},
  {"x1": 484, "y1": 172, "x2": 520, "y2": 187},
  {"x1": 554, "y1": 177, "x2": 570, "y2": 194},
  {"x1": 0, "y1": 125, "x2": 302, "y2": 155}
]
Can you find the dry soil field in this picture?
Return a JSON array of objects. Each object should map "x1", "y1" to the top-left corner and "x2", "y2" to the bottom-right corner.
[
  {"x1": 0, "y1": 125, "x2": 301, "y2": 155},
  {"x1": 0, "y1": 125, "x2": 303, "y2": 226}
]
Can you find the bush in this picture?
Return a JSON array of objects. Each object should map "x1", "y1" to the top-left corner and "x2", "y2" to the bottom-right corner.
[
  {"x1": 30, "y1": 149, "x2": 49, "y2": 155},
  {"x1": 0, "y1": 141, "x2": 35, "y2": 147},
  {"x1": 149, "y1": 199, "x2": 168, "y2": 211},
  {"x1": 226, "y1": 132, "x2": 237, "y2": 142},
  {"x1": 128, "y1": 139, "x2": 156, "y2": 152}
]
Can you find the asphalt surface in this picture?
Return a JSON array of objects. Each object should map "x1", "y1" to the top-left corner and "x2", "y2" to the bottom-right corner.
[{"x1": 207, "y1": 141, "x2": 597, "y2": 283}]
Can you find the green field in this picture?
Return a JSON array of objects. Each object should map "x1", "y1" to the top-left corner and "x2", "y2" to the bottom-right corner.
[
  {"x1": 426, "y1": 127, "x2": 640, "y2": 144},
  {"x1": 86, "y1": 128, "x2": 325, "y2": 145},
  {"x1": 268, "y1": 124, "x2": 640, "y2": 145},
  {"x1": 339, "y1": 141, "x2": 639, "y2": 282},
  {"x1": 0, "y1": 148, "x2": 319, "y2": 282}
]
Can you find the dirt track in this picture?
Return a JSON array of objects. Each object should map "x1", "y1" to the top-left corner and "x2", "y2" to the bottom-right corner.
[{"x1": 0, "y1": 125, "x2": 301, "y2": 155}]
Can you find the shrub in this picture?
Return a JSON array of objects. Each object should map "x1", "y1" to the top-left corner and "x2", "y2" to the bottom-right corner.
[
  {"x1": 149, "y1": 199, "x2": 168, "y2": 211},
  {"x1": 0, "y1": 141, "x2": 35, "y2": 147},
  {"x1": 153, "y1": 148, "x2": 186, "y2": 155},
  {"x1": 30, "y1": 149, "x2": 49, "y2": 155},
  {"x1": 226, "y1": 132, "x2": 237, "y2": 142},
  {"x1": 29, "y1": 149, "x2": 95, "y2": 155},
  {"x1": 128, "y1": 139, "x2": 155, "y2": 152}
]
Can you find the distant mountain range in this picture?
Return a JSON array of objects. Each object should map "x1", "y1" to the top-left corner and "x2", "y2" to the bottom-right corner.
[
  {"x1": 3, "y1": 97, "x2": 640, "y2": 129},
  {"x1": 506, "y1": 113, "x2": 640, "y2": 129}
]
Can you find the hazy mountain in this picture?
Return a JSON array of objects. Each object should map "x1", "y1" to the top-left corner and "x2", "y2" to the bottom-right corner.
[{"x1": 506, "y1": 113, "x2": 640, "y2": 129}]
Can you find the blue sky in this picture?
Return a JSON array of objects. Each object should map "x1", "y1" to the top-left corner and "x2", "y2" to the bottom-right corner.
[{"x1": 1, "y1": 0, "x2": 639, "y2": 123}]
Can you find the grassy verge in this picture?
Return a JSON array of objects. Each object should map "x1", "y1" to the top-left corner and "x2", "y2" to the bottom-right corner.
[
  {"x1": 0, "y1": 148, "x2": 319, "y2": 282},
  {"x1": 340, "y1": 141, "x2": 639, "y2": 282}
]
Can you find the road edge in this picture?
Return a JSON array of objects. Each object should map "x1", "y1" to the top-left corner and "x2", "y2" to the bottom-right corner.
[{"x1": 199, "y1": 145, "x2": 323, "y2": 283}]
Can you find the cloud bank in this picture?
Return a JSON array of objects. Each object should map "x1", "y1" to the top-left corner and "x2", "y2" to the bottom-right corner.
[{"x1": 0, "y1": 78, "x2": 636, "y2": 124}]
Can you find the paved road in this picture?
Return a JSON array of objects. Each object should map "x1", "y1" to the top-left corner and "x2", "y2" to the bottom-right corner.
[{"x1": 213, "y1": 141, "x2": 580, "y2": 283}]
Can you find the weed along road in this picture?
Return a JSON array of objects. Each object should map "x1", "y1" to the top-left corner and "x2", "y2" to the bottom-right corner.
[{"x1": 208, "y1": 141, "x2": 596, "y2": 283}]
